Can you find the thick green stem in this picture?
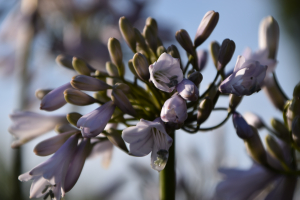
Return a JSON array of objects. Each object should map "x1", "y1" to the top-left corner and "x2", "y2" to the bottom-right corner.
[{"x1": 160, "y1": 131, "x2": 175, "y2": 200}]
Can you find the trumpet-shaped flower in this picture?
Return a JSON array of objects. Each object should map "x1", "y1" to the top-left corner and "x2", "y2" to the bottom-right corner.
[
  {"x1": 149, "y1": 53, "x2": 183, "y2": 92},
  {"x1": 161, "y1": 95, "x2": 187, "y2": 128},
  {"x1": 40, "y1": 83, "x2": 73, "y2": 111},
  {"x1": 122, "y1": 118, "x2": 173, "y2": 172},
  {"x1": 19, "y1": 134, "x2": 80, "y2": 200},
  {"x1": 176, "y1": 79, "x2": 199, "y2": 101},
  {"x1": 219, "y1": 55, "x2": 267, "y2": 96},
  {"x1": 77, "y1": 101, "x2": 116, "y2": 138},
  {"x1": 9, "y1": 111, "x2": 67, "y2": 148}
]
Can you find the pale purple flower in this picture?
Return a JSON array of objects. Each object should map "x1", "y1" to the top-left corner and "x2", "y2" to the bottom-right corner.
[
  {"x1": 40, "y1": 83, "x2": 73, "y2": 111},
  {"x1": 176, "y1": 79, "x2": 199, "y2": 101},
  {"x1": 161, "y1": 95, "x2": 187, "y2": 128},
  {"x1": 122, "y1": 118, "x2": 173, "y2": 172},
  {"x1": 215, "y1": 164, "x2": 279, "y2": 200},
  {"x1": 77, "y1": 101, "x2": 116, "y2": 138},
  {"x1": 243, "y1": 112, "x2": 265, "y2": 129},
  {"x1": 149, "y1": 53, "x2": 183, "y2": 92},
  {"x1": 219, "y1": 55, "x2": 267, "y2": 96},
  {"x1": 9, "y1": 111, "x2": 67, "y2": 148},
  {"x1": 243, "y1": 47, "x2": 277, "y2": 83},
  {"x1": 19, "y1": 134, "x2": 80, "y2": 200},
  {"x1": 232, "y1": 112, "x2": 254, "y2": 139},
  {"x1": 197, "y1": 49, "x2": 208, "y2": 71}
]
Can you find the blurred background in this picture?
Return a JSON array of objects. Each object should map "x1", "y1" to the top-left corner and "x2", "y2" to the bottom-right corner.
[{"x1": 0, "y1": 0, "x2": 299, "y2": 199}]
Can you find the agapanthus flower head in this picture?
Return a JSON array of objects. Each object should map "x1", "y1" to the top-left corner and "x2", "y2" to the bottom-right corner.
[
  {"x1": 122, "y1": 118, "x2": 172, "y2": 172},
  {"x1": 161, "y1": 94, "x2": 187, "y2": 129},
  {"x1": 149, "y1": 53, "x2": 183, "y2": 92},
  {"x1": 176, "y1": 79, "x2": 199, "y2": 101},
  {"x1": 77, "y1": 101, "x2": 116, "y2": 138},
  {"x1": 219, "y1": 55, "x2": 267, "y2": 96}
]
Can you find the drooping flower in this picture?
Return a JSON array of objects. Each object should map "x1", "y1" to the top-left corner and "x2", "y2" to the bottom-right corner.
[
  {"x1": 176, "y1": 79, "x2": 199, "y2": 101},
  {"x1": 149, "y1": 53, "x2": 183, "y2": 92},
  {"x1": 161, "y1": 94, "x2": 187, "y2": 129},
  {"x1": 77, "y1": 101, "x2": 116, "y2": 138},
  {"x1": 122, "y1": 118, "x2": 173, "y2": 172},
  {"x1": 40, "y1": 83, "x2": 73, "y2": 111},
  {"x1": 19, "y1": 134, "x2": 80, "y2": 200},
  {"x1": 9, "y1": 111, "x2": 68, "y2": 148},
  {"x1": 219, "y1": 55, "x2": 267, "y2": 96}
]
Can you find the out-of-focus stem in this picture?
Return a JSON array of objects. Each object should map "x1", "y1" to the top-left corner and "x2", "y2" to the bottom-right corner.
[{"x1": 160, "y1": 131, "x2": 175, "y2": 200}]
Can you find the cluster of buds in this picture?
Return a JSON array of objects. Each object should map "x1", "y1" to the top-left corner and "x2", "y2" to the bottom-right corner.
[{"x1": 8, "y1": 8, "x2": 300, "y2": 200}]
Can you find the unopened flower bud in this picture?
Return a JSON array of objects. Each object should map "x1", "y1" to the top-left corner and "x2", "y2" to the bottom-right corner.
[
  {"x1": 263, "y1": 77, "x2": 287, "y2": 111},
  {"x1": 194, "y1": 10, "x2": 219, "y2": 47},
  {"x1": 243, "y1": 112, "x2": 264, "y2": 129},
  {"x1": 271, "y1": 118, "x2": 290, "y2": 142},
  {"x1": 197, "y1": 50, "x2": 208, "y2": 71},
  {"x1": 188, "y1": 71, "x2": 203, "y2": 86},
  {"x1": 128, "y1": 59, "x2": 139, "y2": 77},
  {"x1": 244, "y1": 126, "x2": 267, "y2": 165},
  {"x1": 210, "y1": 41, "x2": 220, "y2": 68},
  {"x1": 232, "y1": 112, "x2": 254, "y2": 139},
  {"x1": 132, "y1": 53, "x2": 150, "y2": 81},
  {"x1": 119, "y1": 16, "x2": 136, "y2": 52},
  {"x1": 161, "y1": 95, "x2": 187, "y2": 129},
  {"x1": 229, "y1": 94, "x2": 243, "y2": 112},
  {"x1": 175, "y1": 29, "x2": 196, "y2": 58},
  {"x1": 146, "y1": 17, "x2": 158, "y2": 35},
  {"x1": 108, "y1": 37, "x2": 123, "y2": 68},
  {"x1": 265, "y1": 135, "x2": 285, "y2": 162},
  {"x1": 55, "y1": 54, "x2": 73, "y2": 70},
  {"x1": 94, "y1": 91, "x2": 110, "y2": 104},
  {"x1": 72, "y1": 57, "x2": 93, "y2": 76},
  {"x1": 114, "y1": 83, "x2": 130, "y2": 93},
  {"x1": 293, "y1": 82, "x2": 300, "y2": 99},
  {"x1": 106, "y1": 61, "x2": 119, "y2": 77},
  {"x1": 176, "y1": 79, "x2": 199, "y2": 101},
  {"x1": 197, "y1": 97, "x2": 213, "y2": 125},
  {"x1": 71, "y1": 75, "x2": 111, "y2": 91},
  {"x1": 67, "y1": 112, "x2": 83, "y2": 127},
  {"x1": 218, "y1": 39, "x2": 235, "y2": 70},
  {"x1": 157, "y1": 46, "x2": 166, "y2": 57},
  {"x1": 55, "y1": 124, "x2": 77, "y2": 133},
  {"x1": 259, "y1": 16, "x2": 279, "y2": 59},
  {"x1": 35, "y1": 89, "x2": 52, "y2": 100},
  {"x1": 134, "y1": 28, "x2": 149, "y2": 55},
  {"x1": 64, "y1": 89, "x2": 97, "y2": 106},
  {"x1": 111, "y1": 88, "x2": 136, "y2": 117},
  {"x1": 143, "y1": 25, "x2": 157, "y2": 53},
  {"x1": 105, "y1": 128, "x2": 128, "y2": 153}
]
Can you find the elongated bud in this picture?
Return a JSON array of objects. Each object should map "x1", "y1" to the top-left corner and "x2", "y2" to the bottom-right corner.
[
  {"x1": 55, "y1": 124, "x2": 77, "y2": 133},
  {"x1": 259, "y1": 16, "x2": 279, "y2": 59},
  {"x1": 134, "y1": 28, "x2": 149, "y2": 55},
  {"x1": 188, "y1": 71, "x2": 203, "y2": 86},
  {"x1": 106, "y1": 61, "x2": 119, "y2": 77},
  {"x1": 94, "y1": 91, "x2": 110, "y2": 103},
  {"x1": 175, "y1": 29, "x2": 196, "y2": 57},
  {"x1": 218, "y1": 39, "x2": 235, "y2": 70},
  {"x1": 263, "y1": 77, "x2": 287, "y2": 111},
  {"x1": 35, "y1": 89, "x2": 52, "y2": 100},
  {"x1": 293, "y1": 82, "x2": 300, "y2": 99},
  {"x1": 243, "y1": 112, "x2": 265, "y2": 129},
  {"x1": 71, "y1": 75, "x2": 111, "y2": 91},
  {"x1": 67, "y1": 112, "x2": 83, "y2": 126},
  {"x1": 197, "y1": 50, "x2": 208, "y2": 71},
  {"x1": 146, "y1": 17, "x2": 158, "y2": 35},
  {"x1": 128, "y1": 59, "x2": 139, "y2": 77},
  {"x1": 167, "y1": 45, "x2": 182, "y2": 69},
  {"x1": 105, "y1": 128, "x2": 129, "y2": 153},
  {"x1": 232, "y1": 112, "x2": 253, "y2": 139},
  {"x1": 119, "y1": 16, "x2": 136, "y2": 52},
  {"x1": 132, "y1": 53, "x2": 150, "y2": 81},
  {"x1": 194, "y1": 10, "x2": 219, "y2": 47},
  {"x1": 111, "y1": 88, "x2": 136, "y2": 117},
  {"x1": 64, "y1": 89, "x2": 97, "y2": 106},
  {"x1": 157, "y1": 46, "x2": 166, "y2": 57},
  {"x1": 210, "y1": 41, "x2": 220, "y2": 68},
  {"x1": 143, "y1": 25, "x2": 157, "y2": 53},
  {"x1": 244, "y1": 126, "x2": 267, "y2": 165},
  {"x1": 72, "y1": 57, "x2": 93, "y2": 76},
  {"x1": 265, "y1": 135, "x2": 285, "y2": 162},
  {"x1": 229, "y1": 94, "x2": 243, "y2": 112},
  {"x1": 108, "y1": 37, "x2": 123, "y2": 68},
  {"x1": 56, "y1": 54, "x2": 73, "y2": 70},
  {"x1": 271, "y1": 118, "x2": 290, "y2": 142},
  {"x1": 197, "y1": 97, "x2": 213, "y2": 125},
  {"x1": 114, "y1": 83, "x2": 130, "y2": 93}
]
